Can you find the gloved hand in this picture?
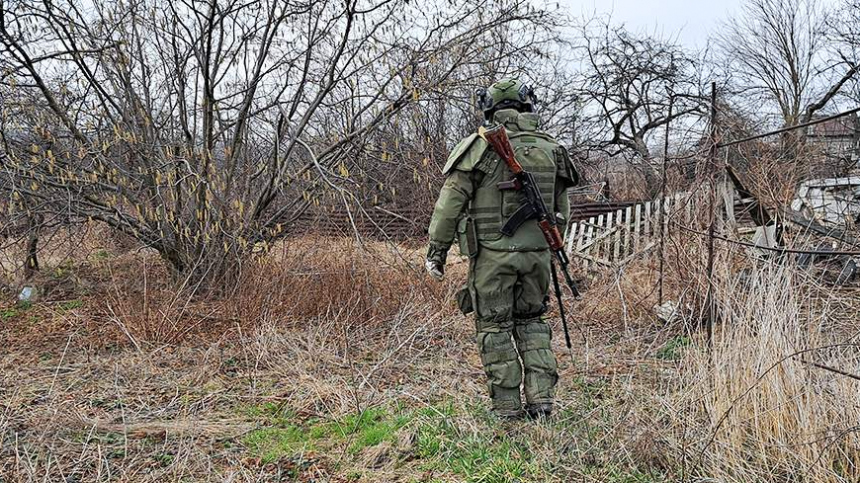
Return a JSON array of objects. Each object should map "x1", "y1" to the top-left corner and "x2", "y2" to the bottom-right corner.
[
  {"x1": 425, "y1": 242, "x2": 449, "y2": 281},
  {"x1": 425, "y1": 259, "x2": 444, "y2": 280}
]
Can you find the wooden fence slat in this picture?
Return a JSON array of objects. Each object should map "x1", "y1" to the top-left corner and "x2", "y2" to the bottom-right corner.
[
  {"x1": 613, "y1": 208, "x2": 623, "y2": 261},
  {"x1": 604, "y1": 212, "x2": 613, "y2": 262},
  {"x1": 624, "y1": 206, "x2": 633, "y2": 257},
  {"x1": 645, "y1": 201, "x2": 652, "y2": 238},
  {"x1": 594, "y1": 214, "x2": 604, "y2": 262},
  {"x1": 566, "y1": 222, "x2": 579, "y2": 253},
  {"x1": 583, "y1": 216, "x2": 595, "y2": 271},
  {"x1": 576, "y1": 221, "x2": 587, "y2": 254},
  {"x1": 634, "y1": 204, "x2": 642, "y2": 252}
]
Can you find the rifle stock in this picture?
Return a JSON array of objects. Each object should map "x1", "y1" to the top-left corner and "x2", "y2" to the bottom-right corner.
[{"x1": 480, "y1": 125, "x2": 522, "y2": 174}]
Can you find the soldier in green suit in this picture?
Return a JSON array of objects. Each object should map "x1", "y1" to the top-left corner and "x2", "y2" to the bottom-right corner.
[{"x1": 425, "y1": 79, "x2": 578, "y2": 419}]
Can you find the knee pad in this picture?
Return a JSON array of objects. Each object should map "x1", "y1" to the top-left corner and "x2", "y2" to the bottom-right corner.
[
  {"x1": 514, "y1": 320, "x2": 552, "y2": 352},
  {"x1": 514, "y1": 320, "x2": 558, "y2": 377},
  {"x1": 477, "y1": 331, "x2": 522, "y2": 389}
]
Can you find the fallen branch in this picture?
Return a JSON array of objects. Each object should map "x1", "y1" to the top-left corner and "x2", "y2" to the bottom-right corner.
[{"x1": 800, "y1": 358, "x2": 860, "y2": 382}]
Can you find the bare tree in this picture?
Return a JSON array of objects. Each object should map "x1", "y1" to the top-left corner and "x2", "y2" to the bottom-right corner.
[
  {"x1": 830, "y1": 0, "x2": 860, "y2": 105},
  {"x1": 718, "y1": 0, "x2": 858, "y2": 129},
  {"x1": 0, "y1": 0, "x2": 561, "y2": 288},
  {"x1": 575, "y1": 18, "x2": 706, "y2": 197}
]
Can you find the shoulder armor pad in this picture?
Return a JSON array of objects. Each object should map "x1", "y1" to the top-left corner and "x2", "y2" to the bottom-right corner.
[
  {"x1": 442, "y1": 133, "x2": 488, "y2": 175},
  {"x1": 554, "y1": 145, "x2": 580, "y2": 187}
]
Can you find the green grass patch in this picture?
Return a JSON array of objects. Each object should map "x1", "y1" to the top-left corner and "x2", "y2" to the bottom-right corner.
[
  {"x1": 415, "y1": 415, "x2": 458, "y2": 459},
  {"x1": 426, "y1": 432, "x2": 541, "y2": 482},
  {"x1": 1, "y1": 307, "x2": 19, "y2": 320},
  {"x1": 656, "y1": 336, "x2": 690, "y2": 361},
  {"x1": 413, "y1": 404, "x2": 544, "y2": 483},
  {"x1": 326, "y1": 407, "x2": 411, "y2": 453},
  {"x1": 242, "y1": 426, "x2": 311, "y2": 464},
  {"x1": 2, "y1": 300, "x2": 33, "y2": 320},
  {"x1": 242, "y1": 400, "x2": 554, "y2": 481},
  {"x1": 59, "y1": 300, "x2": 84, "y2": 311},
  {"x1": 242, "y1": 405, "x2": 415, "y2": 463}
]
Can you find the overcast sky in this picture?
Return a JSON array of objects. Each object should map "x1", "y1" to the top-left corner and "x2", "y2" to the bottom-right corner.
[
  {"x1": 558, "y1": 0, "x2": 742, "y2": 49},
  {"x1": 558, "y1": 0, "x2": 838, "y2": 50}
]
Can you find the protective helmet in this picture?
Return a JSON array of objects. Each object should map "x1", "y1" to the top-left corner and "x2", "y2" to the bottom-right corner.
[{"x1": 476, "y1": 78, "x2": 537, "y2": 120}]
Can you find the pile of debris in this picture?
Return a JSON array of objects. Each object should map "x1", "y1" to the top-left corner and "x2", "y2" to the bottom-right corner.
[
  {"x1": 791, "y1": 176, "x2": 860, "y2": 229},
  {"x1": 727, "y1": 170, "x2": 860, "y2": 286}
]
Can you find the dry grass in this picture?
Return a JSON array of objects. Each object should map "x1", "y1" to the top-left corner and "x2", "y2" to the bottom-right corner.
[
  {"x1": 0, "y1": 235, "x2": 481, "y2": 482},
  {"x1": 1, "y1": 228, "x2": 859, "y2": 482},
  {"x1": 662, "y1": 261, "x2": 860, "y2": 482}
]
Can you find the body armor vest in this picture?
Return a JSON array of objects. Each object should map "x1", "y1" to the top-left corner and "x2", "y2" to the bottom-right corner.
[{"x1": 467, "y1": 130, "x2": 559, "y2": 252}]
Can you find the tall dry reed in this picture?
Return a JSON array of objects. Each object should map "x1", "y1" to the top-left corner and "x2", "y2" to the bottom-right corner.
[{"x1": 668, "y1": 261, "x2": 860, "y2": 482}]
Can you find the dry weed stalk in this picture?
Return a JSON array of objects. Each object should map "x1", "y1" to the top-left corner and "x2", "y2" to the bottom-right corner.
[
  {"x1": 669, "y1": 261, "x2": 860, "y2": 482},
  {"x1": 85, "y1": 236, "x2": 456, "y2": 349}
]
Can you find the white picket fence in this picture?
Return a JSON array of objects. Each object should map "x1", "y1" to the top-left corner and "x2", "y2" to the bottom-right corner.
[{"x1": 565, "y1": 192, "x2": 694, "y2": 270}]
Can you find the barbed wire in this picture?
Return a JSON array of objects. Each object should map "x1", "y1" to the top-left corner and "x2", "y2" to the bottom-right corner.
[
  {"x1": 716, "y1": 106, "x2": 860, "y2": 149},
  {"x1": 657, "y1": 105, "x2": 860, "y2": 168},
  {"x1": 672, "y1": 221, "x2": 860, "y2": 256}
]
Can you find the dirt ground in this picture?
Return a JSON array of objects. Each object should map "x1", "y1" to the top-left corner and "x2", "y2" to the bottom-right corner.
[
  {"x1": 4, "y1": 233, "x2": 857, "y2": 482},
  {"x1": 0, "y1": 235, "x2": 683, "y2": 482}
]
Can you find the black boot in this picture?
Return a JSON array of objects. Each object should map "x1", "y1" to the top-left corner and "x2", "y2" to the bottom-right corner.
[
  {"x1": 492, "y1": 408, "x2": 525, "y2": 421},
  {"x1": 525, "y1": 403, "x2": 553, "y2": 420}
]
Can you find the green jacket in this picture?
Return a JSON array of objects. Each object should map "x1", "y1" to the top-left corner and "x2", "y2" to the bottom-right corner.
[{"x1": 427, "y1": 109, "x2": 578, "y2": 263}]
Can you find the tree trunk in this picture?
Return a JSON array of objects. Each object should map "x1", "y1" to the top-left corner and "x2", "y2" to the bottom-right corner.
[{"x1": 24, "y1": 214, "x2": 40, "y2": 279}]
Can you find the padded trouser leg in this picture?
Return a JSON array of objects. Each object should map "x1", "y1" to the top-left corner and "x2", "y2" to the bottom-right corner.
[
  {"x1": 513, "y1": 317, "x2": 558, "y2": 404},
  {"x1": 477, "y1": 330, "x2": 523, "y2": 411}
]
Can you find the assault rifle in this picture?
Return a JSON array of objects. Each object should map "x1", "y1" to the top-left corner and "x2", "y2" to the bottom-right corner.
[{"x1": 479, "y1": 124, "x2": 580, "y2": 354}]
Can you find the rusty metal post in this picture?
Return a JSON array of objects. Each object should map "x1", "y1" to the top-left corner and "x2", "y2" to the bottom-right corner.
[
  {"x1": 705, "y1": 82, "x2": 718, "y2": 345},
  {"x1": 659, "y1": 93, "x2": 674, "y2": 307}
]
